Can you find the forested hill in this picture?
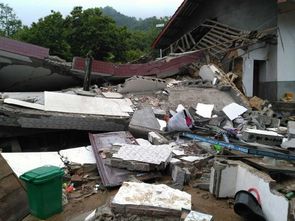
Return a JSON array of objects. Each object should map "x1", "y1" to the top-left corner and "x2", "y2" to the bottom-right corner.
[{"x1": 101, "y1": 6, "x2": 167, "y2": 31}]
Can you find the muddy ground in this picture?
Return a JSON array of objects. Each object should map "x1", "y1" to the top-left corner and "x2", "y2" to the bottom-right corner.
[{"x1": 23, "y1": 185, "x2": 242, "y2": 221}]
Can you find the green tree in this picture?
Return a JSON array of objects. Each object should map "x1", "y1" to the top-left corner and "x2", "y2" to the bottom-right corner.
[
  {"x1": 0, "y1": 3, "x2": 22, "y2": 37},
  {"x1": 15, "y1": 11, "x2": 71, "y2": 59},
  {"x1": 64, "y1": 7, "x2": 130, "y2": 62}
]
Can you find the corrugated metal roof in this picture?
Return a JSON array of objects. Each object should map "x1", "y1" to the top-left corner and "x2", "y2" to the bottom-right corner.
[
  {"x1": 72, "y1": 51, "x2": 203, "y2": 78},
  {"x1": 0, "y1": 37, "x2": 49, "y2": 60}
]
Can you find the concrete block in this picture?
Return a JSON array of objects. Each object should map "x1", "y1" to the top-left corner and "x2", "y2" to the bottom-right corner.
[
  {"x1": 129, "y1": 107, "x2": 161, "y2": 138},
  {"x1": 288, "y1": 121, "x2": 295, "y2": 139},
  {"x1": 171, "y1": 165, "x2": 186, "y2": 186},
  {"x1": 281, "y1": 138, "x2": 295, "y2": 149},
  {"x1": 192, "y1": 183, "x2": 210, "y2": 191},
  {"x1": 153, "y1": 108, "x2": 167, "y2": 119},
  {"x1": 242, "y1": 129, "x2": 283, "y2": 146},
  {"x1": 118, "y1": 76, "x2": 167, "y2": 93},
  {"x1": 148, "y1": 131, "x2": 169, "y2": 145},
  {"x1": 199, "y1": 64, "x2": 219, "y2": 82}
]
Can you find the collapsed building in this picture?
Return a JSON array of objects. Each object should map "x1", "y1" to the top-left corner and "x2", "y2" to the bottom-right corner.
[
  {"x1": 152, "y1": 0, "x2": 295, "y2": 101},
  {"x1": 1, "y1": 1, "x2": 295, "y2": 221}
]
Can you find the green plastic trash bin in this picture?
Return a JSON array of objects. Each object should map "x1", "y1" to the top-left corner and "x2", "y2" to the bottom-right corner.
[{"x1": 20, "y1": 165, "x2": 64, "y2": 219}]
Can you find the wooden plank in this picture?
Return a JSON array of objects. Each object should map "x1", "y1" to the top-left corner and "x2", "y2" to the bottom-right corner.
[
  {"x1": 0, "y1": 174, "x2": 21, "y2": 199},
  {"x1": 202, "y1": 38, "x2": 227, "y2": 51},
  {"x1": 180, "y1": 37, "x2": 186, "y2": 49},
  {"x1": 206, "y1": 19, "x2": 242, "y2": 33},
  {"x1": 188, "y1": 32, "x2": 197, "y2": 45},
  {"x1": 204, "y1": 35, "x2": 231, "y2": 49},
  {"x1": 184, "y1": 34, "x2": 190, "y2": 49},
  {"x1": 201, "y1": 24, "x2": 241, "y2": 36},
  {"x1": 0, "y1": 156, "x2": 12, "y2": 179},
  {"x1": 207, "y1": 31, "x2": 232, "y2": 43},
  {"x1": 0, "y1": 154, "x2": 29, "y2": 221},
  {"x1": 0, "y1": 187, "x2": 29, "y2": 221}
]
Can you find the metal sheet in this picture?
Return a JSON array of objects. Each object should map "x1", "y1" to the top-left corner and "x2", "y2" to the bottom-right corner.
[
  {"x1": 89, "y1": 132, "x2": 160, "y2": 187},
  {"x1": 0, "y1": 37, "x2": 49, "y2": 60}
]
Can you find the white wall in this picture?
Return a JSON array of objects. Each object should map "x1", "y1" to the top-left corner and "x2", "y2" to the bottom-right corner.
[
  {"x1": 210, "y1": 161, "x2": 290, "y2": 221},
  {"x1": 277, "y1": 10, "x2": 295, "y2": 81},
  {"x1": 242, "y1": 43, "x2": 277, "y2": 97}
]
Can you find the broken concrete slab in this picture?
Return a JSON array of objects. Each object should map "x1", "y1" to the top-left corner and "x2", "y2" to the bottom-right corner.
[
  {"x1": 167, "y1": 88, "x2": 237, "y2": 113},
  {"x1": 89, "y1": 132, "x2": 161, "y2": 187},
  {"x1": 59, "y1": 146, "x2": 97, "y2": 165},
  {"x1": 148, "y1": 131, "x2": 169, "y2": 145},
  {"x1": 0, "y1": 100, "x2": 129, "y2": 133},
  {"x1": 199, "y1": 64, "x2": 219, "y2": 82},
  {"x1": 44, "y1": 92, "x2": 133, "y2": 116},
  {"x1": 222, "y1": 102, "x2": 247, "y2": 121},
  {"x1": 129, "y1": 107, "x2": 161, "y2": 138},
  {"x1": 117, "y1": 76, "x2": 166, "y2": 93},
  {"x1": 101, "y1": 91, "x2": 123, "y2": 99},
  {"x1": 209, "y1": 160, "x2": 289, "y2": 221},
  {"x1": 106, "y1": 144, "x2": 172, "y2": 171},
  {"x1": 4, "y1": 98, "x2": 45, "y2": 110},
  {"x1": 180, "y1": 155, "x2": 210, "y2": 163},
  {"x1": 242, "y1": 129, "x2": 283, "y2": 146},
  {"x1": 172, "y1": 165, "x2": 186, "y2": 187},
  {"x1": 184, "y1": 210, "x2": 213, "y2": 221},
  {"x1": 281, "y1": 138, "x2": 295, "y2": 149},
  {"x1": 0, "y1": 154, "x2": 29, "y2": 221},
  {"x1": 288, "y1": 121, "x2": 295, "y2": 139},
  {"x1": 1, "y1": 152, "x2": 64, "y2": 177},
  {"x1": 111, "y1": 182, "x2": 191, "y2": 217}
]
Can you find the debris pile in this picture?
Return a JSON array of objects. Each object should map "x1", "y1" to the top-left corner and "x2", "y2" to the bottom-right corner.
[{"x1": 0, "y1": 42, "x2": 295, "y2": 221}]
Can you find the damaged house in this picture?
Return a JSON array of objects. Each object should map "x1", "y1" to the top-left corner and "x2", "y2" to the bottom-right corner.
[{"x1": 152, "y1": 0, "x2": 295, "y2": 101}]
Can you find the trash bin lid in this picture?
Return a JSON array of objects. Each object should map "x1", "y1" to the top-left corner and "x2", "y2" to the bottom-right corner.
[{"x1": 20, "y1": 165, "x2": 64, "y2": 184}]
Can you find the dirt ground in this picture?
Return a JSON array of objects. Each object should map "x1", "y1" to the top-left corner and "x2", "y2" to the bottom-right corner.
[{"x1": 23, "y1": 184, "x2": 242, "y2": 221}]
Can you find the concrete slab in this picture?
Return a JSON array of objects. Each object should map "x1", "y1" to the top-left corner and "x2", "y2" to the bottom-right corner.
[
  {"x1": 44, "y1": 92, "x2": 132, "y2": 116},
  {"x1": 59, "y1": 146, "x2": 96, "y2": 165},
  {"x1": 101, "y1": 92, "x2": 123, "y2": 99},
  {"x1": 1, "y1": 152, "x2": 64, "y2": 177},
  {"x1": 111, "y1": 182, "x2": 191, "y2": 215},
  {"x1": 4, "y1": 98, "x2": 45, "y2": 111},
  {"x1": 288, "y1": 121, "x2": 295, "y2": 138},
  {"x1": 117, "y1": 76, "x2": 166, "y2": 93},
  {"x1": 110, "y1": 144, "x2": 172, "y2": 170},
  {"x1": 148, "y1": 131, "x2": 169, "y2": 145},
  {"x1": 184, "y1": 210, "x2": 213, "y2": 221},
  {"x1": 129, "y1": 107, "x2": 161, "y2": 138}
]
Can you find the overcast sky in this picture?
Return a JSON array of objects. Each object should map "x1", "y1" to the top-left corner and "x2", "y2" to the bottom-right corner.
[{"x1": 2, "y1": 0, "x2": 184, "y2": 26}]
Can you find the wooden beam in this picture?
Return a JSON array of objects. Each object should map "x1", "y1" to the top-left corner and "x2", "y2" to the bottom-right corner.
[{"x1": 188, "y1": 32, "x2": 197, "y2": 45}]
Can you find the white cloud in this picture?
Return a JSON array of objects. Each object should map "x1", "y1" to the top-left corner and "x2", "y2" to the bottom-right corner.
[{"x1": 2, "y1": 0, "x2": 184, "y2": 25}]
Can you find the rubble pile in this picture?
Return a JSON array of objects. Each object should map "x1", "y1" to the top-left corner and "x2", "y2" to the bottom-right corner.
[{"x1": 1, "y1": 60, "x2": 295, "y2": 221}]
